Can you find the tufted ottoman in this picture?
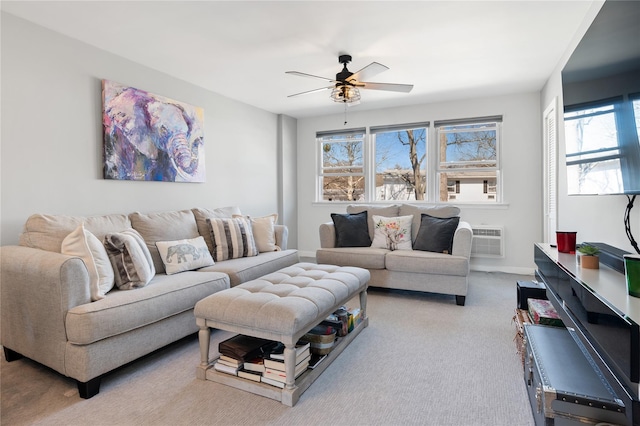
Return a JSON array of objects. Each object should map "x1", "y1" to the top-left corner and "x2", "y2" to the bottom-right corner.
[{"x1": 194, "y1": 262, "x2": 370, "y2": 406}]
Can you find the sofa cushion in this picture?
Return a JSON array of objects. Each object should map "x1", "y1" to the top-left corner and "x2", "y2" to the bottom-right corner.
[
  {"x1": 104, "y1": 228, "x2": 156, "y2": 289},
  {"x1": 130, "y1": 210, "x2": 200, "y2": 273},
  {"x1": 207, "y1": 217, "x2": 258, "y2": 261},
  {"x1": 398, "y1": 204, "x2": 460, "y2": 241},
  {"x1": 199, "y1": 249, "x2": 300, "y2": 286},
  {"x1": 331, "y1": 211, "x2": 371, "y2": 247},
  {"x1": 385, "y1": 250, "x2": 469, "y2": 276},
  {"x1": 413, "y1": 214, "x2": 460, "y2": 254},
  {"x1": 192, "y1": 206, "x2": 242, "y2": 253},
  {"x1": 65, "y1": 271, "x2": 230, "y2": 345},
  {"x1": 347, "y1": 204, "x2": 400, "y2": 239},
  {"x1": 234, "y1": 213, "x2": 280, "y2": 253},
  {"x1": 61, "y1": 224, "x2": 115, "y2": 301},
  {"x1": 155, "y1": 236, "x2": 214, "y2": 275},
  {"x1": 315, "y1": 247, "x2": 388, "y2": 270},
  {"x1": 19, "y1": 213, "x2": 131, "y2": 253},
  {"x1": 370, "y1": 215, "x2": 413, "y2": 251}
]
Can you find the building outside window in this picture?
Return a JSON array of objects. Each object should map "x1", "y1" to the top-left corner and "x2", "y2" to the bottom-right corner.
[{"x1": 435, "y1": 117, "x2": 501, "y2": 203}]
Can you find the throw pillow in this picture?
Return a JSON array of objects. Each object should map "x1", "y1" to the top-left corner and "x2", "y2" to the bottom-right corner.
[
  {"x1": 413, "y1": 214, "x2": 460, "y2": 254},
  {"x1": 155, "y1": 236, "x2": 214, "y2": 275},
  {"x1": 233, "y1": 213, "x2": 280, "y2": 253},
  {"x1": 104, "y1": 228, "x2": 156, "y2": 289},
  {"x1": 370, "y1": 215, "x2": 413, "y2": 251},
  {"x1": 331, "y1": 211, "x2": 372, "y2": 248},
  {"x1": 207, "y1": 217, "x2": 258, "y2": 261},
  {"x1": 61, "y1": 224, "x2": 115, "y2": 301}
]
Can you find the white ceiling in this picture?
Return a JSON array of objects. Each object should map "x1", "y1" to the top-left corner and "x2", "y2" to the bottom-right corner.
[{"x1": 2, "y1": 1, "x2": 596, "y2": 118}]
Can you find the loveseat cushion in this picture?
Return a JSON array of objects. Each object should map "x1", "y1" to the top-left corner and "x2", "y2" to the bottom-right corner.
[
  {"x1": 130, "y1": 210, "x2": 200, "y2": 274},
  {"x1": 398, "y1": 204, "x2": 461, "y2": 241},
  {"x1": 65, "y1": 271, "x2": 230, "y2": 345},
  {"x1": 413, "y1": 214, "x2": 460, "y2": 254},
  {"x1": 385, "y1": 250, "x2": 469, "y2": 276},
  {"x1": 19, "y1": 213, "x2": 131, "y2": 253},
  {"x1": 347, "y1": 204, "x2": 400, "y2": 239},
  {"x1": 315, "y1": 247, "x2": 388, "y2": 270},
  {"x1": 331, "y1": 211, "x2": 371, "y2": 247}
]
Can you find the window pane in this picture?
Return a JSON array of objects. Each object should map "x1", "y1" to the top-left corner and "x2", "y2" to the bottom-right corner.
[
  {"x1": 438, "y1": 171, "x2": 497, "y2": 202},
  {"x1": 321, "y1": 175, "x2": 365, "y2": 202},
  {"x1": 322, "y1": 141, "x2": 363, "y2": 169},
  {"x1": 439, "y1": 125, "x2": 497, "y2": 168},
  {"x1": 374, "y1": 128, "x2": 426, "y2": 201}
]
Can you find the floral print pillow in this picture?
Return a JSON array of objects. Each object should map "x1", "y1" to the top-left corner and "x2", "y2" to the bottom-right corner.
[{"x1": 370, "y1": 215, "x2": 413, "y2": 251}]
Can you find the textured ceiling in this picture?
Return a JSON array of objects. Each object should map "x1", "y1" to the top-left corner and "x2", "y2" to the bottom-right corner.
[{"x1": 1, "y1": 1, "x2": 596, "y2": 118}]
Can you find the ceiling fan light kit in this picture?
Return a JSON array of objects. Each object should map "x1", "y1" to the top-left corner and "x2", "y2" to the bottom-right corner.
[{"x1": 286, "y1": 54, "x2": 413, "y2": 106}]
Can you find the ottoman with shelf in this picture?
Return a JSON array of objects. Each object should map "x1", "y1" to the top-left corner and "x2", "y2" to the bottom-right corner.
[{"x1": 194, "y1": 263, "x2": 370, "y2": 406}]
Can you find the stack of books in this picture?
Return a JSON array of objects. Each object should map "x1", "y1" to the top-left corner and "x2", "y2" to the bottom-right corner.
[
  {"x1": 261, "y1": 341, "x2": 311, "y2": 388},
  {"x1": 213, "y1": 334, "x2": 279, "y2": 377}
]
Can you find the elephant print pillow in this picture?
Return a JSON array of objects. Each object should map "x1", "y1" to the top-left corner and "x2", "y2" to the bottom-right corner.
[{"x1": 155, "y1": 236, "x2": 214, "y2": 275}]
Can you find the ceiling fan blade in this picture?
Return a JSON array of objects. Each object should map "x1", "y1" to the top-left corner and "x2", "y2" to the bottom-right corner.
[
  {"x1": 285, "y1": 71, "x2": 336, "y2": 83},
  {"x1": 348, "y1": 62, "x2": 389, "y2": 83},
  {"x1": 287, "y1": 86, "x2": 333, "y2": 98},
  {"x1": 357, "y1": 82, "x2": 414, "y2": 93}
]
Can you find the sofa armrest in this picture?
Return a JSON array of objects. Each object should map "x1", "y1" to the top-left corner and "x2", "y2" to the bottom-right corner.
[
  {"x1": 0, "y1": 245, "x2": 91, "y2": 372},
  {"x1": 452, "y1": 221, "x2": 473, "y2": 259},
  {"x1": 319, "y1": 222, "x2": 336, "y2": 248},
  {"x1": 274, "y1": 225, "x2": 288, "y2": 250}
]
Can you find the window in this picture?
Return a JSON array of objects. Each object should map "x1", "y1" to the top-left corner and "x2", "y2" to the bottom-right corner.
[
  {"x1": 316, "y1": 117, "x2": 501, "y2": 203},
  {"x1": 371, "y1": 124, "x2": 427, "y2": 201},
  {"x1": 318, "y1": 129, "x2": 365, "y2": 202},
  {"x1": 435, "y1": 117, "x2": 501, "y2": 203},
  {"x1": 564, "y1": 99, "x2": 623, "y2": 194}
]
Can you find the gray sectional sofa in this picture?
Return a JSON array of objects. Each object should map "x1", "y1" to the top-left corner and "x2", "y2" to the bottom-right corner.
[
  {"x1": 316, "y1": 204, "x2": 472, "y2": 305},
  {"x1": 0, "y1": 207, "x2": 298, "y2": 398}
]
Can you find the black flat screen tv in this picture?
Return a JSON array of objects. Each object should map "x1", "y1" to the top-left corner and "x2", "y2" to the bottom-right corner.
[{"x1": 561, "y1": 0, "x2": 640, "y2": 196}]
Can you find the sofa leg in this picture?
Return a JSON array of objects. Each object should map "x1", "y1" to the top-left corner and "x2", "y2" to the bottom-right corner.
[
  {"x1": 77, "y1": 377, "x2": 101, "y2": 399},
  {"x1": 455, "y1": 295, "x2": 466, "y2": 306},
  {"x1": 3, "y1": 347, "x2": 24, "y2": 362}
]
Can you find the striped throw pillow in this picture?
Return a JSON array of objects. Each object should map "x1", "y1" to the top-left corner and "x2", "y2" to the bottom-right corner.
[{"x1": 207, "y1": 217, "x2": 258, "y2": 261}]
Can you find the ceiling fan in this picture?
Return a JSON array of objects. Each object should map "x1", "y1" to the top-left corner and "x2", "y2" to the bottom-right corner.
[{"x1": 286, "y1": 54, "x2": 413, "y2": 105}]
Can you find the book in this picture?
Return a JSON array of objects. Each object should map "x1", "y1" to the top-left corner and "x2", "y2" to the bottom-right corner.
[
  {"x1": 263, "y1": 358, "x2": 309, "y2": 383},
  {"x1": 307, "y1": 353, "x2": 327, "y2": 370},
  {"x1": 218, "y1": 334, "x2": 278, "y2": 361},
  {"x1": 217, "y1": 358, "x2": 244, "y2": 369},
  {"x1": 528, "y1": 298, "x2": 564, "y2": 327},
  {"x1": 213, "y1": 361, "x2": 240, "y2": 376},
  {"x1": 260, "y1": 376, "x2": 285, "y2": 389},
  {"x1": 264, "y1": 353, "x2": 310, "y2": 372},
  {"x1": 237, "y1": 369, "x2": 262, "y2": 382},
  {"x1": 269, "y1": 341, "x2": 311, "y2": 361},
  {"x1": 242, "y1": 357, "x2": 265, "y2": 373},
  {"x1": 219, "y1": 355, "x2": 243, "y2": 367}
]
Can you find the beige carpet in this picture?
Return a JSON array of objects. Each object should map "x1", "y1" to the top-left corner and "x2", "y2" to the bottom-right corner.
[{"x1": 1, "y1": 271, "x2": 535, "y2": 426}]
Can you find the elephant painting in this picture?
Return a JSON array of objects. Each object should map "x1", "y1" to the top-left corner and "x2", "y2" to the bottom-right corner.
[
  {"x1": 165, "y1": 243, "x2": 202, "y2": 264},
  {"x1": 102, "y1": 80, "x2": 205, "y2": 182}
]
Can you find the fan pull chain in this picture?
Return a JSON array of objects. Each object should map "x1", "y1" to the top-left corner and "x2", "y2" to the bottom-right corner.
[{"x1": 344, "y1": 103, "x2": 348, "y2": 125}]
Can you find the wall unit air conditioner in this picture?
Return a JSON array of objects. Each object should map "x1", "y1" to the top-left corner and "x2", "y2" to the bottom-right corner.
[{"x1": 471, "y1": 226, "x2": 504, "y2": 258}]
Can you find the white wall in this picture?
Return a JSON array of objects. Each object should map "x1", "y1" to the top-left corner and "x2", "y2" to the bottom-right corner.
[
  {"x1": 1, "y1": 13, "x2": 295, "y2": 246},
  {"x1": 296, "y1": 93, "x2": 542, "y2": 273},
  {"x1": 541, "y1": 2, "x2": 640, "y2": 255}
]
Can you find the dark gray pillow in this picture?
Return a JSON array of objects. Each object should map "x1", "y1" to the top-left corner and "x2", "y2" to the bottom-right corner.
[
  {"x1": 331, "y1": 211, "x2": 372, "y2": 247},
  {"x1": 413, "y1": 214, "x2": 460, "y2": 254}
]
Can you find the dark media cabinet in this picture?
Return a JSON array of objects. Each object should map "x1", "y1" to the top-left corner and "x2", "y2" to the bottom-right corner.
[{"x1": 533, "y1": 243, "x2": 640, "y2": 425}]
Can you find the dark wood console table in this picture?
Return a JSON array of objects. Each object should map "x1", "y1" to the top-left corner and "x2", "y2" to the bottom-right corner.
[{"x1": 534, "y1": 243, "x2": 640, "y2": 425}]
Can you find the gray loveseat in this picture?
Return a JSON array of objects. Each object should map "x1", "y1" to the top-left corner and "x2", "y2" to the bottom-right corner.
[
  {"x1": 0, "y1": 207, "x2": 298, "y2": 398},
  {"x1": 316, "y1": 204, "x2": 472, "y2": 305}
]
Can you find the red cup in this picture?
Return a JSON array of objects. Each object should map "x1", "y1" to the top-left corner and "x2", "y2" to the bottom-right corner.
[{"x1": 556, "y1": 231, "x2": 577, "y2": 253}]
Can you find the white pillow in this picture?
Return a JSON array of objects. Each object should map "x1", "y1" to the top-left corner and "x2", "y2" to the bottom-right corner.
[
  {"x1": 370, "y1": 215, "x2": 413, "y2": 251},
  {"x1": 104, "y1": 228, "x2": 155, "y2": 289},
  {"x1": 155, "y1": 236, "x2": 214, "y2": 275},
  {"x1": 61, "y1": 224, "x2": 115, "y2": 301},
  {"x1": 234, "y1": 214, "x2": 280, "y2": 253}
]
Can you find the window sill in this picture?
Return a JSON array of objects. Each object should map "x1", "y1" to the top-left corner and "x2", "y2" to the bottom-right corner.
[{"x1": 312, "y1": 201, "x2": 510, "y2": 209}]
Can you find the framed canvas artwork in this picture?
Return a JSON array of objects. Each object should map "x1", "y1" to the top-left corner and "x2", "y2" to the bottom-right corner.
[{"x1": 102, "y1": 80, "x2": 205, "y2": 182}]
